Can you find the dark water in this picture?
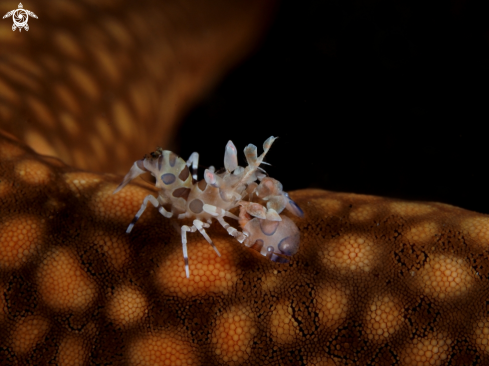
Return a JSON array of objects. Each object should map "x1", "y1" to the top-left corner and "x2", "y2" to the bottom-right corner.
[{"x1": 177, "y1": 0, "x2": 489, "y2": 214}]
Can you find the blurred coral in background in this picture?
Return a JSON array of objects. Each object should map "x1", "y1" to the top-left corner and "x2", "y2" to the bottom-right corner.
[{"x1": 0, "y1": 0, "x2": 277, "y2": 173}]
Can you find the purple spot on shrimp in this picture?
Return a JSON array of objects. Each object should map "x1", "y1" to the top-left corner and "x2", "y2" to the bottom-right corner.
[
  {"x1": 189, "y1": 199, "x2": 204, "y2": 214},
  {"x1": 169, "y1": 152, "x2": 178, "y2": 167},
  {"x1": 278, "y1": 233, "x2": 300, "y2": 256},
  {"x1": 259, "y1": 220, "x2": 280, "y2": 236},
  {"x1": 161, "y1": 173, "x2": 176, "y2": 185}
]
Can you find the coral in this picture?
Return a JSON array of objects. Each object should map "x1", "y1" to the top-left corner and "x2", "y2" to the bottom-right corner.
[
  {"x1": 2, "y1": 130, "x2": 489, "y2": 365},
  {"x1": 0, "y1": 0, "x2": 277, "y2": 174}
]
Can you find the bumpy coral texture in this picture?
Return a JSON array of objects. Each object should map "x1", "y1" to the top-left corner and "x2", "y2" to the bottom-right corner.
[{"x1": 2, "y1": 133, "x2": 489, "y2": 365}]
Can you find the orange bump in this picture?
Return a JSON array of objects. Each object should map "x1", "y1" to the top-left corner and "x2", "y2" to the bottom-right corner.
[
  {"x1": 93, "y1": 230, "x2": 130, "y2": 270},
  {"x1": 68, "y1": 64, "x2": 99, "y2": 100},
  {"x1": 37, "y1": 248, "x2": 96, "y2": 311},
  {"x1": 95, "y1": 116, "x2": 116, "y2": 146},
  {"x1": 0, "y1": 215, "x2": 44, "y2": 269},
  {"x1": 64, "y1": 172, "x2": 102, "y2": 197},
  {"x1": 107, "y1": 285, "x2": 147, "y2": 327},
  {"x1": 349, "y1": 204, "x2": 377, "y2": 222},
  {"x1": 129, "y1": 82, "x2": 150, "y2": 119},
  {"x1": 390, "y1": 202, "x2": 435, "y2": 216},
  {"x1": 212, "y1": 305, "x2": 255, "y2": 363},
  {"x1": 129, "y1": 331, "x2": 197, "y2": 366},
  {"x1": 261, "y1": 270, "x2": 282, "y2": 292},
  {"x1": 461, "y1": 216, "x2": 489, "y2": 247},
  {"x1": 0, "y1": 62, "x2": 39, "y2": 92},
  {"x1": 321, "y1": 234, "x2": 375, "y2": 273},
  {"x1": 15, "y1": 159, "x2": 52, "y2": 185},
  {"x1": 0, "y1": 179, "x2": 11, "y2": 198},
  {"x1": 157, "y1": 237, "x2": 239, "y2": 298},
  {"x1": 402, "y1": 332, "x2": 451, "y2": 365},
  {"x1": 417, "y1": 254, "x2": 474, "y2": 299},
  {"x1": 104, "y1": 18, "x2": 133, "y2": 47},
  {"x1": 57, "y1": 335, "x2": 87, "y2": 366},
  {"x1": 316, "y1": 284, "x2": 349, "y2": 329},
  {"x1": 0, "y1": 138, "x2": 25, "y2": 159},
  {"x1": 365, "y1": 295, "x2": 403, "y2": 341},
  {"x1": 59, "y1": 113, "x2": 81, "y2": 137},
  {"x1": 54, "y1": 84, "x2": 80, "y2": 115},
  {"x1": 475, "y1": 317, "x2": 489, "y2": 353},
  {"x1": 9, "y1": 54, "x2": 43, "y2": 77},
  {"x1": 27, "y1": 96, "x2": 56, "y2": 129},
  {"x1": 309, "y1": 198, "x2": 343, "y2": 214},
  {"x1": 55, "y1": 32, "x2": 84, "y2": 61},
  {"x1": 405, "y1": 221, "x2": 438, "y2": 243},
  {"x1": 91, "y1": 45, "x2": 120, "y2": 83},
  {"x1": 11, "y1": 316, "x2": 49, "y2": 354},
  {"x1": 113, "y1": 100, "x2": 135, "y2": 140},
  {"x1": 270, "y1": 299, "x2": 299, "y2": 344},
  {"x1": 89, "y1": 135, "x2": 108, "y2": 166},
  {"x1": 24, "y1": 129, "x2": 58, "y2": 158},
  {"x1": 91, "y1": 182, "x2": 151, "y2": 224}
]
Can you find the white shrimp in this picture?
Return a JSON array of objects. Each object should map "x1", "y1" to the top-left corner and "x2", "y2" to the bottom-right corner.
[{"x1": 114, "y1": 137, "x2": 303, "y2": 277}]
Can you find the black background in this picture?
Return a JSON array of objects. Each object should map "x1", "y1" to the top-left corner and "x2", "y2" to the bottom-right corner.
[{"x1": 175, "y1": 0, "x2": 489, "y2": 214}]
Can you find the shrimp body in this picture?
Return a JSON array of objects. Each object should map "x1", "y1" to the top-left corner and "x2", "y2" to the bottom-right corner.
[
  {"x1": 241, "y1": 216, "x2": 300, "y2": 263},
  {"x1": 114, "y1": 137, "x2": 303, "y2": 277}
]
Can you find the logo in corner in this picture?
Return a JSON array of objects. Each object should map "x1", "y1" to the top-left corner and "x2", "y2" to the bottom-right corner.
[{"x1": 3, "y1": 3, "x2": 37, "y2": 32}]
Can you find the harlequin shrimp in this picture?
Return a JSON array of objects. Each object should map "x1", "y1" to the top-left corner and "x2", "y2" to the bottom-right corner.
[{"x1": 113, "y1": 137, "x2": 304, "y2": 277}]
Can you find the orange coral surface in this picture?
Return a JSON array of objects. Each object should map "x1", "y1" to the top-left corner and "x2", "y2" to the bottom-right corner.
[{"x1": 2, "y1": 131, "x2": 489, "y2": 365}]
